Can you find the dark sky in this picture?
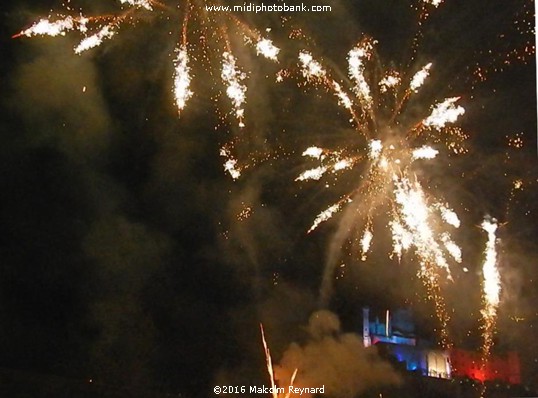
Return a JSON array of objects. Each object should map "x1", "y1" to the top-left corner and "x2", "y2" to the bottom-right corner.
[{"x1": 0, "y1": 0, "x2": 537, "y2": 396}]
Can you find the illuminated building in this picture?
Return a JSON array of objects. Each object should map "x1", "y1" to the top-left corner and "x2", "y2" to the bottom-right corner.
[
  {"x1": 362, "y1": 307, "x2": 521, "y2": 384},
  {"x1": 450, "y1": 348, "x2": 520, "y2": 384}
]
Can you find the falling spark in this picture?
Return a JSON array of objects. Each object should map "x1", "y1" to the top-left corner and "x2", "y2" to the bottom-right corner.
[
  {"x1": 390, "y1": 220, "x2": 413, "y2": 260},
  {"x1": 256, "y1": 38, "x2": 280, "y2": 61},
  {"x1": 299, "y1": 51, "x2": 326, "y2": 81},
  {"x1": 441, "y1": 233, "x2": 462, "y2": 263},
  {"x1": 412, "y1": 145, "x2": 439, "y2": 160},
  {"x1": 296, "y1": 166, "x2": 328, "y2": 182},
  {"x1": 309, "y1": 199, "x2": 351, "y2": 233},
  {"x1": 172, "y1": 45, "x2": 193, "y2": 114},
  {"x1": 298, "y1": 51, "x2": 360, "y2": 123},
  {"x1": 16, "y1": 16, "x2": 76, "y2": 37},
  {"x1": 379, "y1": 72, "x2": 401, "y2": 93},
  {"x1": 348, "y1": 40, "x2": 376, "y2": 108},
  {"x1": 222, "y1": 52, "x2": 247, "y2": 128},
  {"x1": 332, "y1": 158, "x2": 352, "y2": 172},
  {"x1": 423, "y1": 97, "x2": 465, "y2": 130},
  {"x1": 514, "y1": 179, "x2": 523, "y2": 189},
  {"x1": 360, "y1": 225, "x2": 373, "y2": 261},
  {"x1": 368, "y1": 139, "x2": 383, "y2": 159},
  {"x1": 302, "y1": 146, "x2": 324, "y2": 159},
  {"x1": 297, "y1": 52, "x2": 318, "y2": 74},
  {"x1": 74, "y1": 24, "x2": 116, "y2": 54},
  {"x1": 409, "y1": 62, "x2": 432, "y2": 92},
  {"x1": 220, "y1": 146, "x2": 242, "y2": 180},
  {"x1": 437, "y1": 204, "x2": 461, "y2": 228},
  {"x1": 237, "y1": 203, "x2": 253, "y2": 221},
  {"x1": 393, "y1": 176, "x2": 452, "y2": 278},
  {"x1": 331, "y1": 81, "x2": 355, "y2": 111}
]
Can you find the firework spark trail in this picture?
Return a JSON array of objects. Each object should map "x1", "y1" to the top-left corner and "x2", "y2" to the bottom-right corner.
[
  {"x1": 260, "y1": 324, "x2": 299, "y2": 398},
  {"x1": 379, "y1": 71, "x2": 401, "y2": 93},
  {"x1": 260, "y1": 324, "x2": 278, "y2": 398},
  {"x1": 283, "y1": 368, "x2": 298, "y2": 398},
  {"x1": 392, "y1": 176, "x2": 454, "y2": 278},
  {"x1": 408, "y1": 0, "x2": 444, "y2": 69},
  {"x1": 171, "y1": 2, "x2": 193, "y2": 115},
  {"x1": 13, "y1": 7, "x2": 137, "y2": 55},
  {"x1": 410, "y1": 62, "x2": 432, "y2": 93},
  {"x1": 422, "y1": 97, "x2": 465, "y2": 130},
  {"x1": 298, "y1": 51, "x2": 360, "y2": 125},
  {"x1": 14, "y1": 16, "x2": 78, "y2": 37},
  {"x1": 295, "y1": 146, "x2": 357, "y2": 183},
  {"x1": 308, "y1": 197, "x2": 352, "y2": 234},
  {"x1": 359, "y1": 222, "x2": 373, "y2": 261},
  {"x1": 347, "y1": 39, "x2": 376, "y2": 110},
  {"x1": 172, "y1": 45, "x2": 193, "y2": 114},
  {"x1": 74, "y1": 24, "x2": 116, "y2": 54},
  {"x1": 480, "y1": 219, "x2": 501, "y2": 367},
  {"x1": 221, "y1": 51, "x2": 248, "y2": 128}
]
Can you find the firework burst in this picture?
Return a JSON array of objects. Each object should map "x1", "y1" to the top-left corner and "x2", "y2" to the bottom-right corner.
[{"x1": 291, "y1": 28, "x2": 470, "y2": 346}]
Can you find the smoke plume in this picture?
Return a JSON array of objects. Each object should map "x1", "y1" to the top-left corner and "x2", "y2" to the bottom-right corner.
[{"x1": 274, "y1": 310, "x2": 401, "y2": 398}]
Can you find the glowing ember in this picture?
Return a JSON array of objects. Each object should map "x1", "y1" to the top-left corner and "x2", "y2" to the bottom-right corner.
[{"x1": 220, "y1": 146, "x2": 242, "y2": 180}]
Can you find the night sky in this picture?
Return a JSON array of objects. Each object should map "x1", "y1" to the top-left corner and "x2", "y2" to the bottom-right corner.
[{"x1": 0, "y1": 0, "x2": 537, "y2": 396}]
